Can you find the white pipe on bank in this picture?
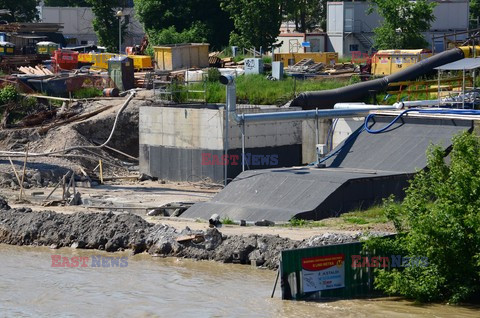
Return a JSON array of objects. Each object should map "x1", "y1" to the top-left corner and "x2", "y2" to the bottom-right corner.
[
  {"x1": 220, "y1": 75, "x2": 399, "y2": 124},
  {"x1": 333, "y1": 103, "x2": 401, "y2": 110},
  {"x1": 392, "y1": 100, "x2": 440, "y2": 109}
]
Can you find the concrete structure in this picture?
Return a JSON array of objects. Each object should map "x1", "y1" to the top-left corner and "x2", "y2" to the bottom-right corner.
[
  {"x1": 139, "y1": 104, "x2": 303, "y2": 183},
  {"x1": 327, "y1": 0, "x2": 470, "y2": 56},
  {"x1": 274, "y1": 32, "x2": 327, "y2": 53},
  {"x1": 185, "y1": 117, "x2": 472, "y2": 221},
  {"x1": 37, "y1": 6, "x2": 144, "y2": 49}
]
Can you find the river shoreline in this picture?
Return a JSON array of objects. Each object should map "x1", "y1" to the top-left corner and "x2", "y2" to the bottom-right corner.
[{"x1": 0, "y1": 198, "x2": 383, "y2": 270}]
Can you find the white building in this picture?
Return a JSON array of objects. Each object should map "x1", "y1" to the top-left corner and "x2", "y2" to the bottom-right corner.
[
  {"x1": 38, "y1": 6, "x2": 145, "y2": 49},
  {"x1": 327, "y1": 0, "x2": 470, "y2": 56},
  {"x1": 274, "y1": 32, "x2": 327, "y2": 53}
]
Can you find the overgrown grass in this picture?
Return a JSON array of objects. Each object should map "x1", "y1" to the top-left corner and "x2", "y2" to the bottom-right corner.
[
  {"x1": 221, "y1": 216, "x2": 235, "y2": 225},
  {"x1": 73, "y1": 87, "x2": 103, "y2": 99},
  {"x1": 286, "y1": 217, "x2": 326, "y2": 228},
  {"x1": 191, "y1": 74, "x2": 349, "y2": 105},
  {"x1": 340, "y1": 205, "x2": 391, "y2": 225},
  {"x1": 338, "y1": 57, "x2": 352, "y2": 63}
]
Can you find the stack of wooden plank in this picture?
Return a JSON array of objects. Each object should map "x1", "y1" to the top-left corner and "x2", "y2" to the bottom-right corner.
[
  {"x1": 18, "y1": 66, "x2": 54, "y2": 75},
  {"x1": 0, "y1": 55, "x2": 46, "y2": 73},
  {"x1": 209, "y1": 52, "x2": 224, "y2": 67},
  {"x1": 134, "y1": 72, "x2": 151, "y2": 88},
  {"x1": 0, "y1": 23, "x2": 63, "y2": 33}
]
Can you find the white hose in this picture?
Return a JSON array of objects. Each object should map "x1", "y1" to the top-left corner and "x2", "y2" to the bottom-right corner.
[{"x1": 0, "y1": 90, "x2": 136, "y2": 158}]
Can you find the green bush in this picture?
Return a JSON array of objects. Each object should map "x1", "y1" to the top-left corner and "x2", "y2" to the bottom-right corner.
[
  {"x1": 0, "y1": 85, "x2": 19, "y2": 105},
  {"x1": 262, "y1": 56, "x2": 272, "y2": 64},
  {"x1": 147, "y1": 24, "x2": 208, "y2": 46},
  {"x1": 366, "y1": 131, "x2": 480, "y2": 303},
  {"x1": 221, "y1": 216, "x2": 235, "y2": 225},
  {"x1": 207, "y1": 68, "x2": 221, "y2": 83}
]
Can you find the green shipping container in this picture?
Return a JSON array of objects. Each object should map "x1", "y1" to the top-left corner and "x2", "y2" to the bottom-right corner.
[
  {"x1": 108, "y1": 56, "x2": 134, "y2": 91},
  {"x1": 37, "y1": 41, "x2": 59, "y2": 55},
  {"x1": 0, "y1": 41, "x2": 15, "y2": 56}
]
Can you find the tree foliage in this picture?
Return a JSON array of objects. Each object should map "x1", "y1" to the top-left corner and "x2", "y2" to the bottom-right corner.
[
  {"x1": 0, "y1": 0, "x2": 38, "y2": 22},
  {"x1": 471, "y1": 0, "x2": 480, "y2": 28},
  {"x1": 87, "y1": 0, "x2": 128, "y2": 52},
  {"x1": 369, "y1": 0, "x2": 436, "y2": 49},
  {"x1": 144, "y1": 25, "x2": 208, "y2": 57},
  {"x1": 284, "y1": 0, "x2": 323, "y2": 33},
  {"x1": 221, "y1": 0, "x2": 284, "y2": 50},
  {"x1": 366, "y1": 131, "x2": 480, "y2": 303},
  {"x1": 133, "y1": 0, "x2": 232, "y2": 49}
]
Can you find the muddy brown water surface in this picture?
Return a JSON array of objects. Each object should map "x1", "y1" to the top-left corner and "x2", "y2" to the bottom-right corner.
[{"x1": 1, "y1": 245, "x2": 479, "y2": 317}]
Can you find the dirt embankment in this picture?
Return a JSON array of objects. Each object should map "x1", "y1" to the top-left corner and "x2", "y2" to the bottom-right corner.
[
  {"x1": 0, "y1": 94, "x2": 151, "y2": 191},
  {"x1": 0, "y1": 198, "x2": 374, "y2": 269}
]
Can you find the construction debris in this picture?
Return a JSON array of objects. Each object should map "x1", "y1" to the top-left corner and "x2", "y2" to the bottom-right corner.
[
  {"x1": 286, "y1": 58, "x2": 356, "y2": 77},
  {"x1": 289, "y1": 58, "x2": 324, "y2": 73}
]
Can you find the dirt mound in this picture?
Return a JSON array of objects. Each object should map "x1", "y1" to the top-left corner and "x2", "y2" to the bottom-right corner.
[
  {"x1": 0, "y1": 199, "x2": 380, "y2": 269},
  {"x1": 0, "y1": 96, "x2": 149, "y2": 189}
]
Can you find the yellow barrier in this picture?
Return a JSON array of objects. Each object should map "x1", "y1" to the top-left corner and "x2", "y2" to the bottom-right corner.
[{"x1": 78, "y1": 53, "x2": 152, "y2": 70}]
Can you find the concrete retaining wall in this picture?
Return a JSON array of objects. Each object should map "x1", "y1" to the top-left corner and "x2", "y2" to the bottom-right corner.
[{"x1": 139, "y1": 104, "x2": 304, "y2": 183}]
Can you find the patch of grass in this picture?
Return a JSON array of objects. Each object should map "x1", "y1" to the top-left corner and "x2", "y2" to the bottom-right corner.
[
  {"x1": 190, "y1": 74, "x2": 349, "y2": 105},
  {"x1": 342, "y1": 216, "x2": 369, "y2": 225},
  {"x1": 286, "y1": 217, "x2": 326, "y2": 228},
  {"x1": 72, "y1": 87, "x2": 103, "y2": 99},
  {"x1": 221, "y1": 216, "x2": 235, "y2": 225},
  {"x1": 340, "y1": 205, "x2": 390, "y2": 225},
  {"x1": 338, "y1": 57, "x2": 352, "y2": 63},
  {"x1": 262, "y1": 56, "x2": 272, "y2": 64}
]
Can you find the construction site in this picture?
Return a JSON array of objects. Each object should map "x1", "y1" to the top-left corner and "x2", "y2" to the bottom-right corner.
[{"x1": 0, "y1": 4, "x2": 480, "y2": 312}]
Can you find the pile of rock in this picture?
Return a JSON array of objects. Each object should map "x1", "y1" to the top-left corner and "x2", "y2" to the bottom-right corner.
[
  {"x1": 0, "y1": 199, "x2": 390, "y2": 270},
  {"x1": 0, "y1": 168, "x2": 71, "y2": 190}
]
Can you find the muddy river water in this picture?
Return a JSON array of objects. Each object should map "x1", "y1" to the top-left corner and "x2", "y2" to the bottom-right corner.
[{"x1": 0, "y1": 244, "x2": 478, "y2": 317}]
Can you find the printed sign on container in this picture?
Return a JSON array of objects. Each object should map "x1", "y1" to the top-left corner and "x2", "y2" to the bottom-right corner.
[{"x1": 301, "y1": 254, "x2": 345, "y2": 292}]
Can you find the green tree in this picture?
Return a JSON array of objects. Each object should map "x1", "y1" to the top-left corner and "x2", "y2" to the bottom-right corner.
[
  {"x1": 368, "y1": 0, "x2": 436, "y2": 49},
  {"x1": 0, "y1": 0, "x2": 38, "y2": 22},
  {"x1": 133, "y1": 0, "x2": 232, "y2": 49},
  {"x1": 144, "y1": 24, "x2": 209, "y2": 57},
  {"x1": 366, "y1": 131, "x2": 480, "y2": 303},
  {"x1": 471, "y1": 0, "x2": 480, "y2": 28},
  {"x1": 221, "y1": 0, "x2": 284, "y2": 50},
  {"x1": 285, "y1": 0, "x2": 322, "y2": 33},
  {"x1": 87, "y1": 0, "x2": 128, "y2": 52}
]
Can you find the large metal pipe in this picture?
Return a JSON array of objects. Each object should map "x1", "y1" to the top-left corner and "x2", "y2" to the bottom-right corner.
[
  {"x1": 291, "y1": 47, "x2": 466, "y2": 110},
  {"x1": 220, "y1": 75, "x2": 396, "y2": 124}
]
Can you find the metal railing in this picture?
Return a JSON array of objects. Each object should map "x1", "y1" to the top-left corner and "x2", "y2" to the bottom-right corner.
[
  {"x1": 431, "y1": 28, "x2": 480, "y2": 54},
  {"x1": 153, "y1": 72, "x2": 207, "y2": 103}
]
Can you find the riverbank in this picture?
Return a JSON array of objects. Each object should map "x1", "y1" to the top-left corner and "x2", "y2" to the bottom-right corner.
[
  {"x1": 0, "y1": 198, "x2": 390, "y2": 269},
  {"x1": 4, "y1": 244, "x2": 480, "y2": 317}
]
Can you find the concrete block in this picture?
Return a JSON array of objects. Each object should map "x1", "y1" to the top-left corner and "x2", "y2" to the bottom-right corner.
[
  {"x1": 272, "y1": 61, "x2": 284, "y2": 80},
  {"x1": 244, "y1": 58, "x2": 263, "y2": 75}
]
